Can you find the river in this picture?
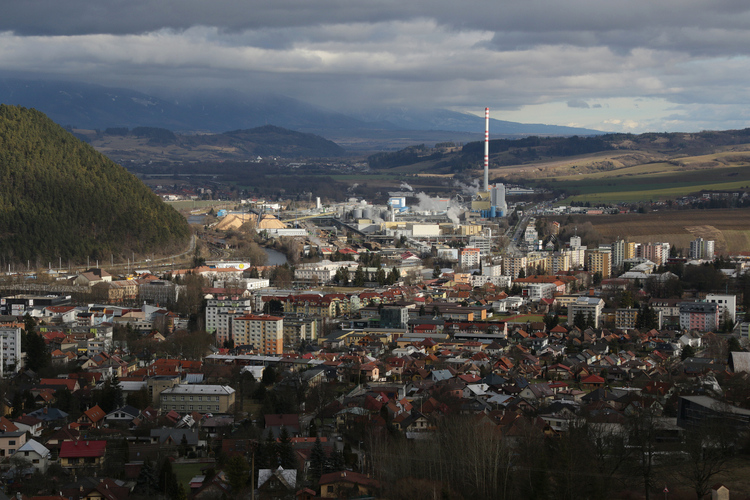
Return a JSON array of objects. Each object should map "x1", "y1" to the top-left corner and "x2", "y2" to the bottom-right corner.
[{"x1": 263, "y1": 247, "x2": 288, "y2": 266}]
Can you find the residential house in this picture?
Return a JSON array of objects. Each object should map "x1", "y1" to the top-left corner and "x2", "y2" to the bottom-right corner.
[
  {"x1": 59, "y1": 440, "x2": 106, "y2": 470},
  {"x1": 15, "y1": 439, "x2": 51, "y2": 472},
  {"x1": 318, "y1": 471, "x2": 380, "y2": 499},
  {"x1": 78, "y1": 405, "x2": 106, "y2": 429}
]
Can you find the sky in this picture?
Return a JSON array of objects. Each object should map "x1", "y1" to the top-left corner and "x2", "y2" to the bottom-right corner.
[{"x1": 3, "y1": 0, "x2": 750, "y2": 133}]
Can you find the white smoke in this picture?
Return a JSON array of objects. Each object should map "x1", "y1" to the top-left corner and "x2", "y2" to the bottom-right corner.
[
  {"x1": 446, "y1": 206, "x2": 461, "y2": 225},
  {"x1": 454, "y1": 179, "x2": 481, "y2": 196},
  {"x1": 400, "y1": 182, "x2": 414, "y2": 192},
  {"x1": 414, "y1": 192, "x2": 461, "y2": 225}
]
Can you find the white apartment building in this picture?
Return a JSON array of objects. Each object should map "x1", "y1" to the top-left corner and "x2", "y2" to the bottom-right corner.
[
  {"x1": 460, "y1": 248, "x2": 481, "y2": 269},
  {"x1": 468, "y1": 236, "x2": 492, "y2": 256},
  {"x1": 689, "y1": 238, "x2": 715, "y2": 260},
  {"x1": 568, "y1": 297, "x2": 605, "y2": 328},
  {"x1": 0, "y1": 327, "x2": 22, "y2": 374},
  {"x1": 205, "y1": 297, "x2": 253, "y2": 343},
  {"x1": 214, "y1": 278, "x2": 271, "y2": 290},
  {"x1": 523, "y1": 283, "x2": 557, "y2": 302},
  {"x1": 706, "y1": 293, "x2": 736, "y2": 323},
  {"x1": 482, "y1": 264, "x2": 503, "y2": 277},
  {"x1": 294, "y1": 260, "x2": 358, "y2": 283},
  {"x1": 471, "y1": 274, "x2": 512, "y2": 288}
]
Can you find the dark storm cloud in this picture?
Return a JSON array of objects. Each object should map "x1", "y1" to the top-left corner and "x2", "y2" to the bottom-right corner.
[{"x1": 3, "y1": 0, "x2": 750, "y2": 132}]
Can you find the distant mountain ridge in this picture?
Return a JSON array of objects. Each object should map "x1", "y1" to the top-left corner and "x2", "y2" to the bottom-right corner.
[
  {"x1": 0, "y1": 79, "x2": 602, "y2": 149},
  {"x1": 81, "y1": 124, "x2": 347, "y2": 160}
]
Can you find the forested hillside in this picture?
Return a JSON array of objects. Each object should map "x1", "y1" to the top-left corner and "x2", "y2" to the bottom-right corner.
[
  {"x1": 368, "y1": 128, "x2": 750, "y2": 172},
  {"x1": 0, "y1": 105, "x2": 191, "y2": 265}
]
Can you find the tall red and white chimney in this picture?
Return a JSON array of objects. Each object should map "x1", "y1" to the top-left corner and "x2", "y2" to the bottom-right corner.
[{"x1": 484, "y1": 108, "x2": 490, "y2": 193}]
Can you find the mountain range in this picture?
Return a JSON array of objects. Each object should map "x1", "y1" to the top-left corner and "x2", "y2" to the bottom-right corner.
[{"x1": 0, "y1": 79, "x2": 601, "y2": 150}]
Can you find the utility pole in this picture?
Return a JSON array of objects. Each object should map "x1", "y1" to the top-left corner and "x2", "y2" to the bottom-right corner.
[{"x1": 251, "y1": 449, "x2": 255, "y2": 500}]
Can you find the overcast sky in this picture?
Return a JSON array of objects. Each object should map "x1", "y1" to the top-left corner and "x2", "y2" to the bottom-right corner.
[{"x1": 3, "y1": 0, "x2": 750, "y2": 132}]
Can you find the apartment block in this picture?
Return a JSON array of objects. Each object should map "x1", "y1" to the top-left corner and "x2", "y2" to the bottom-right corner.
[
  {"x1": 160, "y1": 384, "x2": 236, "y2": 413},
  {"x1": 232, "y1": 314, "x2": 284, "y2": 355}
]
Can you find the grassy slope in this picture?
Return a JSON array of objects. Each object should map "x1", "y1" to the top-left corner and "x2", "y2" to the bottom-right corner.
[{"x1": 562, "y1": 210, "x2": 750, "y2": 254}]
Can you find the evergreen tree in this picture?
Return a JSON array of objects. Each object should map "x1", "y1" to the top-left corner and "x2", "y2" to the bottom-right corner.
[
  {"x1": 376, "y1": 268, "x2": 387, "y2": 286},
  {"x1": 158, "y1": 458, "x2": 180, "y2": 500},
  {"x1": 134, "y1": 458, "x2": 159, "y2": 496},
  {"x1": 277, "y1": 427, "x2": 297, "y2": 469},
  {"x1": 353, "y1": 267, "x2": 365, "y2": 287},
  {"x1": 387, "y1": 267, "x2": 401, "y2": 285},
  {"x1": 325, "y1": 448, "x2": 345, "y2": 473},
  {"x1": 224, "y1": 455, "x2": 250, "y2": 492},
  {"x1": 99, "y1": 374, "x2": 124, "y2": 413},
  {"x1": 636, "y1": 303, "x2": 659, "y2": 330},
  {"x1": 681, "y1": 345, "x2": 695, "y2": 360},
  {"x1": 262, "y1": 430, "x2": 278, "y2": 468},
  {"x1": 574, "y1": 311, "x2": 587, "y2": 330},
  {"x1": 23, "y1": 332, "x2": 49, "y2": 372},
  {"x1": 309, "y1": 437, "x2": 326, "y2": 483},
  {"x1": 586, "y1": 312, "x2": 596, "y2": 329}
]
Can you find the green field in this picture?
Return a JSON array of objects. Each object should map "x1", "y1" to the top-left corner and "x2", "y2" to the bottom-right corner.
[
  {"x1": 173, "y1": 462, "x2": 213, "y2": 490},
  {"x1": 539, "y1": 163, "x2": 750, "y2": 203}
]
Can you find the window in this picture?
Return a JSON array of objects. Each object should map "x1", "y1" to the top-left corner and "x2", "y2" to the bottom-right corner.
[
  {"x1": 9, "y1": 441, "x2": 14, "y2": 445},
  {"x1": 215, "y1": 406, "x2": 219, "y2": 411}
]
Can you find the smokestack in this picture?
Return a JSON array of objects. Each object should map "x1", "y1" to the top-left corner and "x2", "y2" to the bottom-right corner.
[{"x1": 484, "y1": 107, "x2": 489, "y2": 192}]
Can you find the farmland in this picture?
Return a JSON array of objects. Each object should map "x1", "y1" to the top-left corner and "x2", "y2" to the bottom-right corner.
[
  {"x1": 555, "y1": 209, "x2": 750, "y2": 254},
  {"x1": 512, "y1": 149, "x2": 750, "y2": 203}
]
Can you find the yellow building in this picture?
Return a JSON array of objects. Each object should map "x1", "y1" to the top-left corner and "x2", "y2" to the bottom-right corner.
[
  {"x1": 233, "y1": 314, "x2": 284, "y2": 355},
  {"x1": 587, "y1": 250, "x2": 612, "y2": 279}
]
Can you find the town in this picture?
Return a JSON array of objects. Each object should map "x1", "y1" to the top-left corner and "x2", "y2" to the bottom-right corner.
[{"x1": 0, "y1": 179, "x2": 748, "y2": 500}]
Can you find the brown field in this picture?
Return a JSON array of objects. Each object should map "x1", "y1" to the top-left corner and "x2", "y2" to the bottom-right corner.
[{"x1": 562, "y1": 209, "x2": 750, "y2": 254}]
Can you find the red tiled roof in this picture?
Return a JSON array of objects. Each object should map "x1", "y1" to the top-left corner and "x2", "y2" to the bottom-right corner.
[
  {"x1": 59, "y1": 440, "x2": 106, "y2": 458},
  {"x1": 82, "y1": 405, "x2": 106, "y2": 423}
]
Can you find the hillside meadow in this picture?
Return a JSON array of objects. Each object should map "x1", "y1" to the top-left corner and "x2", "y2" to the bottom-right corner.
[{"x1": 558, "y1": 210, "x2": 750, "y2": 254}]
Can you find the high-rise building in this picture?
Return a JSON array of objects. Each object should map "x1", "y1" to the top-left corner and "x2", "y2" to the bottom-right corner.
[
  {"x1": 504, "y1": 256, "x2": 527, "y2": 278},
  {"x1": 587, "y1": 249, "x2": 612, "y2": 278},
  {"x1": 641, "y1": 242, "x2": 664, "y2": 266},
  {"x1": 0, "y1": 327, "x2": 22, "y2": 374},
  {"x1": 569, "y1": 297, "x2": 605, "y2": 328},
  {"x1": 706, "y1": 294, "x2": 736, "y2": 323},
  {"x1": 460, "y1": 247, "x2": 481, "y2": 269},
  {"x1": 611, "y1": 239, "x2": 625, "y2": 270},
  {"x1": 205, "y1": 297, "x2": 253, "y2": 345},
  {"x1": 679, "y1": 302, "x2": 719, "y2": 332},
  {"x1": 689, "y1": 238, "x2": 715, "y2": 260},
  {"x1": 232, "y1": 314, "x2": 284, "y2": 354}
]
